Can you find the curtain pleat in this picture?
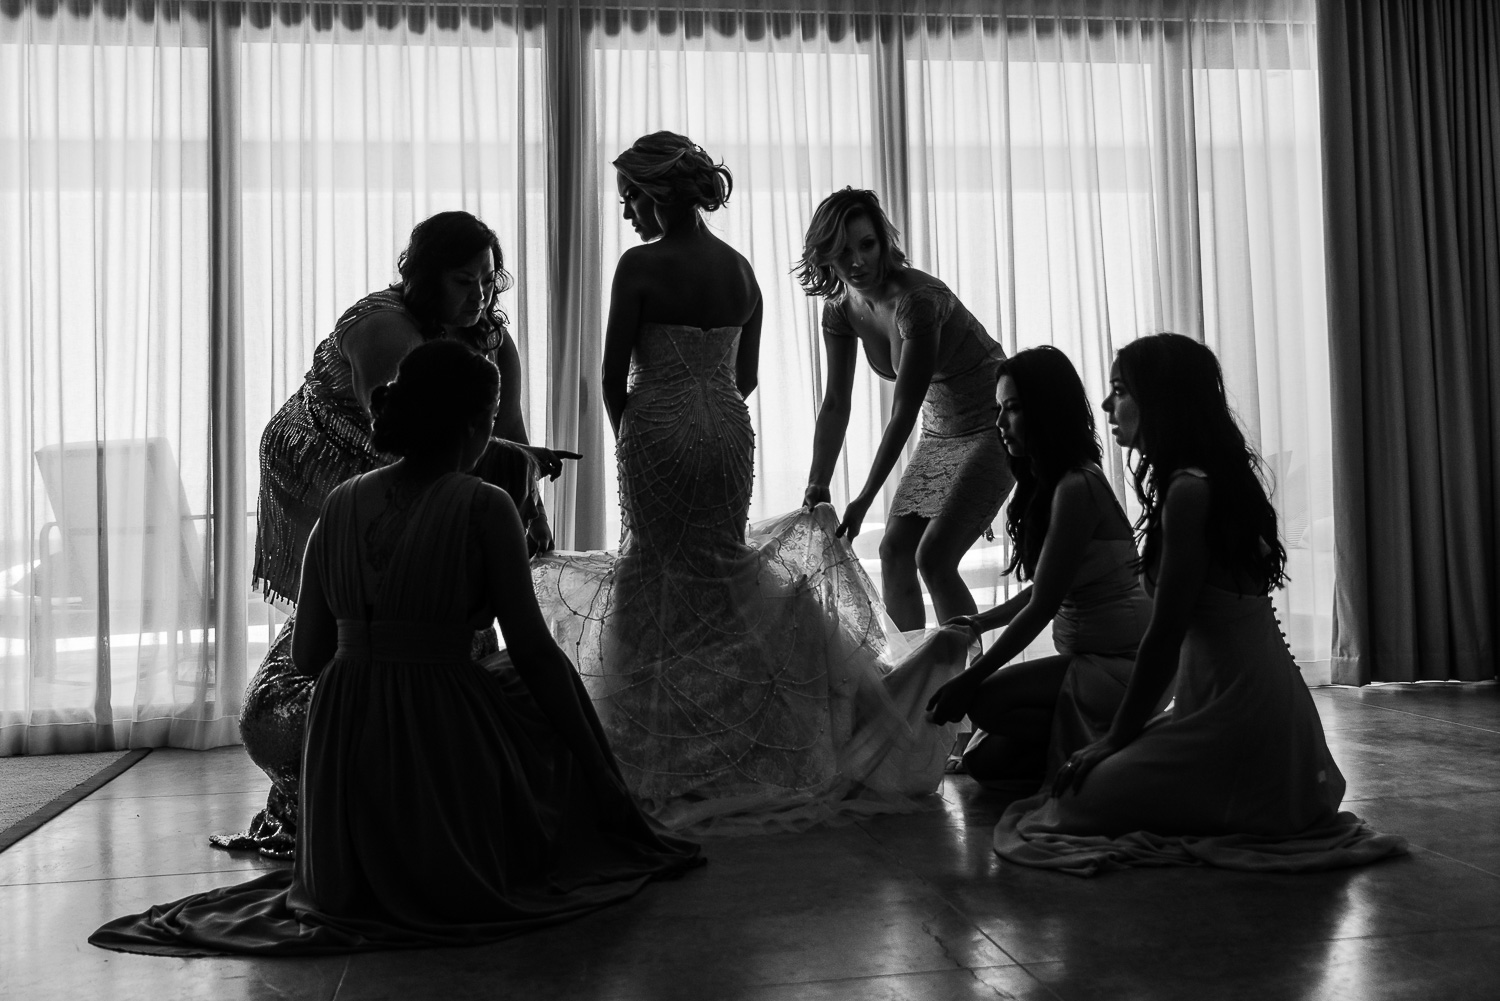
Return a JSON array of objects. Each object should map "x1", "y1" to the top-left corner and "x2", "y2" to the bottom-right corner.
[
  {"x1": 543, "y1": 2, "x2": 608, "y2": 550},
  {"x1": 1320, "y1": 0, "x2": 1500, "y2": 683}
]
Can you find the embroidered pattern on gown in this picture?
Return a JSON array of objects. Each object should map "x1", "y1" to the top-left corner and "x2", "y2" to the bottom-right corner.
[
  {"x1": 532, "y1": 323, "x2": 967, "y2": 835},
  {"x1": 217, "y1": 290, "x2": 526, "y2": 858},
  {"x1": 824, "y1": 283, "x2": 1011, "y2": 534},
  {"x1": 993, "y1": 479, "x2": 1408, "y2": 874},
  {"x1": 93, "y1": 473, "x2": 700, "y2": 956}
]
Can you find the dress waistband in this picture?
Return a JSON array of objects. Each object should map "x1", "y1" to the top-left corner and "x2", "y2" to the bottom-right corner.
[{"x1": 336, "y1": 619, "x2": 475, "y2": 664}]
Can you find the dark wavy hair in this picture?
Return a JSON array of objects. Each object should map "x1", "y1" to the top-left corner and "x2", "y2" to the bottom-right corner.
[
  {"x1": 396, "y1": 211, "x2": 512, "y2": 353},
  {"x1": 613, "y1": 131, "x2": 733, "y2": 213},
  {"x1": 1115, "y1": 332, "x2": 1288, "y2": 593},
  {"x1": 370, "y1": 339, "x2": 500, "y2": 459},
  {"x1": 998, "y1": 346, "x2": 1104, "y2": 581},
  {"x1": 793, "y1": 187, "x2": 908, "y2": 299}
]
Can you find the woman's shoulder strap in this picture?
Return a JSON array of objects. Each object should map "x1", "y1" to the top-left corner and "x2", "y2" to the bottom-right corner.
[
  {"x1": 821, "y1": 296, "x2": 855, "y2": 337},
  {"x1": 894, "y1": 282, "x2": 958, "y2": 339}
]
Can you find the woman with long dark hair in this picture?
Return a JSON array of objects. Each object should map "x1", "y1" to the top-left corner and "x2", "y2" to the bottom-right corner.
[
  {"x1": 922, "y1": 346, "x2": 1151, "y2": 785},
  {"x1": 994, "y1": 333, "x2": 1406, "y2": 874},
  {"x1": 214, "y1": 211, "x2": 574, "y2": 858}
]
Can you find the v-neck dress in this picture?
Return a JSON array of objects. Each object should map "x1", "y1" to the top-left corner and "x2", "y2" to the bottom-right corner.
[
  {"x1": 93, "y1": 472, "x2": 700, "y2": 955},
  {"x1": 823, "y1": 281, "x2": 1011, "y2": 533}
]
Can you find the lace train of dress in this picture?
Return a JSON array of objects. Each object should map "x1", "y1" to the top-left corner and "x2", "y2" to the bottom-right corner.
[{"x1": 533, "y1": 324, "x2": 966, "y2": 835}]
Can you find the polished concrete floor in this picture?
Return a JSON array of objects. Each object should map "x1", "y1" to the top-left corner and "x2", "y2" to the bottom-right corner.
[{"x1": 1, "y1": 683, "x2": 1496, "y2": 1001}]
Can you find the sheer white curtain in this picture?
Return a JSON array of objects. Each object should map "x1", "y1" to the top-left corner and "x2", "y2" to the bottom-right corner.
[
  {"x1": 237, "y1": 3, "x2": 545, "y2": 588},
  {"x1": 0, "y1": 0, "x2": 1332, "y2": 754},
  {"x1": 585, "y1": 0, "x2": 1332, "y2": 678},
  {"x1": 0, "y1": 3, "x2": 229, "y2": 753},
  {"x1": 591, "y1": 6, "x2": 886, "y2": 546},
  {"x1": 904, "y1": 4, "x2": 1332, "y2": 677}
]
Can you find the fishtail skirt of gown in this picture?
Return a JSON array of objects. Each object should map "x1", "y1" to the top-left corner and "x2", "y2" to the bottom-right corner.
[{"x1": 532, "y1": 323, "x2": 967, "y2": 836}]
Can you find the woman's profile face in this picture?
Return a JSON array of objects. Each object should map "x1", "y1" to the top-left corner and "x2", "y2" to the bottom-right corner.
[
  {"x1": 437, "y1": 247, "x2": 497, "y2": 330},
  {"x1": 996, "y1": 375, "x2": 1025, "y2": 457},
  {"x1": 828, "y1": 213, "x2": 883, "y2": 294},
  {"x1": 1103, "y1": 359, "x2": 1142, "y2": 450},
  {"x1": 617, "y1": 172, "x2": 663, "y2": 241}
]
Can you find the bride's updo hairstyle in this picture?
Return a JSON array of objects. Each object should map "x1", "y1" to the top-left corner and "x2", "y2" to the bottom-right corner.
[
  {"x1": 1115, "y1": 332, "x2": 1287, "y2": 593},
  {"x1": 613, "y1": 131, "x2": 733, "y2": 213},
  {"x1": 794, "y1": 187, "x2": 908, "y2": 299},
  {"x1": 370, "y1": 339, "x2": 500, "y2": 459},
  {"x1": 396, "y1": 210, "x2": 512, "y2": 353},
  {"x1": 997, "y1": 346, "x2": 1103, "y2": 581}
]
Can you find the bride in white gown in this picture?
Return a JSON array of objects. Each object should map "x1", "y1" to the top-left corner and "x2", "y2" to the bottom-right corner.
[{"x1": 531, "y1": 133, "x2": 966, "y2": 834}]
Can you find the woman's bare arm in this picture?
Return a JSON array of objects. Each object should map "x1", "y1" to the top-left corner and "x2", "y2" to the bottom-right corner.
[
  {"x1": 344, "y1": 313, "x2": 424, "y2": 418},
  {"x1": 804, "y1": 328, "x2": 859, "y2": 505},
  {"x1": 602, "y1": 250, "x2": 647, "y2": 437},
  {"x1": 291, "y1": 520, "x2": 338, "y2": 676}
]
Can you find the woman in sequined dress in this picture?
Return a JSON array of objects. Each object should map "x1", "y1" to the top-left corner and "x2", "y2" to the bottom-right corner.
[
  {"x1": 531, "y1": 133, "x2": 967, "y2": 834},
  {"x1": 213, "y1": 211, "x2": 573, "y2": 858},
  {"x1": 797, "y1": 188, "x2": 1013, "y2": 631},
  {"x1": 93, "y1": 340, "x2": 699, "y2": 956},
  {"x1": 993, "y1": 334, "x2": 1406, "y2": 875}
]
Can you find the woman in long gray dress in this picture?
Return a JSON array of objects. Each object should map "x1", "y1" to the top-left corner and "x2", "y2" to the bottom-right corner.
[
  {"x1": 994, "y1": 333, "x2": 1406, "y2": 875},
  {"x1": 94, "y1": 340, "x2": 698, "y2": 956},
  {"x1": 922, "y1": 346, "x2": 1152, "y2": 786}
]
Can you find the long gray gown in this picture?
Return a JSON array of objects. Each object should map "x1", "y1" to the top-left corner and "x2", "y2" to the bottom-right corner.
[{"x1": 92, "y1": 472, "x2": 699, "y2": 955}]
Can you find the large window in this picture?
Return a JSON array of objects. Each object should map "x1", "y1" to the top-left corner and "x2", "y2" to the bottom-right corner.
[{"x1": 0, "y1": 0, "x2": 1329, "y2": 753}]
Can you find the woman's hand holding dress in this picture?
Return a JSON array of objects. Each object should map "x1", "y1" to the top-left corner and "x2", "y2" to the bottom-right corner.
[
  {"x1": 925, "y1": 654, "x2": 987, "y2": 726},
  {"x1": 802, "y1": 484, "x2": 832, "y2": 510}
]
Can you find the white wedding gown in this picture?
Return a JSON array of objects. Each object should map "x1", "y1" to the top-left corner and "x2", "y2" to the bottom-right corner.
[{"x1": 531, "y1": 322, "x2": 966, "y2": 835}]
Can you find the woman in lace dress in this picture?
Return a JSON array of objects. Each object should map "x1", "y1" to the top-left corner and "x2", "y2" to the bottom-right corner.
[
  {"x1": 214, "y1": 212, "x2": 573, "y2": 858},
  {"x1": 796, "y1": 188, "x2": 1012, "y2": 629},
  {"x1": 923, "y1": 347, "x2": 1152, "y2": 787},
  {"x1": 993, "y1": 333, "x2": 1407, "y2": 875},
  {"x1": 93, "y1": 341, "x2": 698, "y2": 956},
  {"x1": 532, "y1": 134, "x2": 965, "y2": 834}
]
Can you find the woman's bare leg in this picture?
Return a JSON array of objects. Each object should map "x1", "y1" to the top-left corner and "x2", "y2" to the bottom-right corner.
[
  {"x1": 879, "y1": 515, "x2": 928, "y2": 630},
  {"x1": 961, "y1": 654, "x2": 1071, "y2": 782},
  {"x1": 914, "y1": 515, "x2": 989, "y2": 625}
]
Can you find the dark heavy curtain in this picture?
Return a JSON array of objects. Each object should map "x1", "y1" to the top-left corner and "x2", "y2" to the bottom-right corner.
[{"x1": 1319, "y1": 0, "x2": 1500, "y2": 683}]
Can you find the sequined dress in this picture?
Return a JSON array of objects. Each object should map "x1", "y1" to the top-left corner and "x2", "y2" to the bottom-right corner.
[
  {"x1": 532, "y1": 323, "x2": 966, "y2": 835},
  {"x1": 992, "y1": 472, "x2": 1408, "y2": 875},
  {"x1": 823, "y1": 282, "x2": 1011, "y2": 534},
  {"x1": 216, "y1": 288, "x2": 521, "y2": 858},
  {"x1": 93, "y1": 472, "x2": 700, "y2": 956}
]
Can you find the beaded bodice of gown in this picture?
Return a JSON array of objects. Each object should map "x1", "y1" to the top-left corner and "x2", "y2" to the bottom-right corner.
[{"x1": 617, "y1": 323, "x2": 754, "y2": 558}]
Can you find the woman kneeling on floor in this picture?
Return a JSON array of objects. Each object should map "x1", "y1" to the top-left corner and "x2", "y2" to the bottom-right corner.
[
  {"x1": 92, "y1": 340, "x2": 700, "y2": 956},
  {"x1": 924, "y1": 345, "x2": 1152, "y2": 787},
  {"x1": 993, "y1": 333, "x2": 1407, "y2": 875}
]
